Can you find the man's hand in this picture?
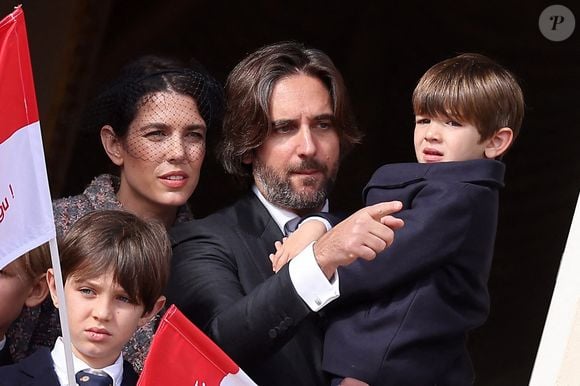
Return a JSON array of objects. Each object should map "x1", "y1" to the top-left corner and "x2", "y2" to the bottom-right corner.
[{"x1": 313, "y1": 201, "x2": 404, "y2": 279}]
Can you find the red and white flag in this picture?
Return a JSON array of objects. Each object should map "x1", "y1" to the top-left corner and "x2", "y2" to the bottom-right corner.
[
  {"x1": 0, "y1": 6, "x2": 55, "y2": 269},
  {"x1": 138, "y1": 305, "x2": 257, "y2": 386}
]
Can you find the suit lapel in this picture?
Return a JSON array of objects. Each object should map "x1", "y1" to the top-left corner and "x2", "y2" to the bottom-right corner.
[
  {"x1": 121, "y1": 360, "x2": 138, "y2": 385},
  {"x1": 0, "y1": 344, "x2": 12, "y2": 366},
  {"x1": 19, "y1": 348, "x2": 60, "y2": 385},
  {"x1": 232, "y1": 193, "x2": 284, "y2": 281}
]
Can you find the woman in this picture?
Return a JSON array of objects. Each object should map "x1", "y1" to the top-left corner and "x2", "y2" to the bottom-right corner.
[{"x1": 8, "y1": 55, "x2": 224, "y2": 372}]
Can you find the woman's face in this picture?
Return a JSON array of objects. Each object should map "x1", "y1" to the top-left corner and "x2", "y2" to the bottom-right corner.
[{"x1": 114, "y1": 91, "x2": 206, "y2": 219}]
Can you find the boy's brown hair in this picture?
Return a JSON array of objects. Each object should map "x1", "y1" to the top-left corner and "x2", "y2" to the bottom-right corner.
[
  {"x1": 58, "y1": 210, "x2": 171, "y2": 314},
  {"x1": 413, "y1": 53, "x2": 524, "y2": 142}
]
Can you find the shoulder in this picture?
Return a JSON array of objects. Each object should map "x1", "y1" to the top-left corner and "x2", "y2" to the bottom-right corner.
[
  {"x1": 364, "y1": 160, "x2": 504, "y2": 203},
  {"x1": 170, "y1": 193, "x2": 262, "y2": 245},
  {"x1": 52, "y1": 192, "x2": 92, "y2": 232},
  {"x1": 366, "y1": 160, "x2": 504, "y2": 187},
  {"x1": 0, "y1": 347, "x2": 55, "y2": 383},
  {"x1": 52, "y1": 174, "x2": 121, "y2": 236},
  {"x1": 170, "y1": 206, "x2": 235, "y2": 245},
  {"x1": 366, "y1": 162, "x2": 427, "y2": 186}
]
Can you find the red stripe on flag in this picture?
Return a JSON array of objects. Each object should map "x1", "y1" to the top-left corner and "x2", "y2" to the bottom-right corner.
[
  {"x1": 139, "y1": 305, "x2": 256, "y2": 386},
  {"x1": 0, "y1": 6, "x2": 39, "y2": 144}
]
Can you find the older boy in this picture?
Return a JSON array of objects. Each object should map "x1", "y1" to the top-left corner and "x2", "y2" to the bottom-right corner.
[
  {"x1": 273, "y1": 53, "x2": 524, "y2": 385},
  {"x1": 0, "y1": 244, "x2": 51, "y2": 366},
  {"x1": 0, "y1": 210, "x2": 169, "y2": 385}
]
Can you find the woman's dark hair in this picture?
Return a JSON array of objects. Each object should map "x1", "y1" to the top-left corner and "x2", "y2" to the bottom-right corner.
[{"x1": 85, "y1": 55, "x2": 224, "y2": 137}]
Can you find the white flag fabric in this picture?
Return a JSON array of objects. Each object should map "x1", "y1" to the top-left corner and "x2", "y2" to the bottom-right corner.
[{"x1": 0, "y1": 6, "x2": 55, "y2": 269}]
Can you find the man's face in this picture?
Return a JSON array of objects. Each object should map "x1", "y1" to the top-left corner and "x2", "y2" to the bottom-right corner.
[{"x1": 249, "y1": 74, "x2": 340, "y2": 214}]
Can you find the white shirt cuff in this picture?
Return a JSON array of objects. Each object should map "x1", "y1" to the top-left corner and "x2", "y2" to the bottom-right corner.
[{"x1": 289, "y1": 241, "x2": 340, "y2": 312}]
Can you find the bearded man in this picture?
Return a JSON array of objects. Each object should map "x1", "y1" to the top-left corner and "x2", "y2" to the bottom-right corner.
[{"x1": 167, "y1": 41, "x2": 402, "y2": 386}]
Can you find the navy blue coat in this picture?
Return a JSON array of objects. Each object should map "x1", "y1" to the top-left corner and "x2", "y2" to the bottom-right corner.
[
  {"x1": 0, "y1": 347, "x2": 138, "y2": 386},
  {"x1": 323, "y1": 159, "x2": 505, "y2": 386}
]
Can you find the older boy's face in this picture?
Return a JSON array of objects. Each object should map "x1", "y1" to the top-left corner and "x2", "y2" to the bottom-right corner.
[
  {"x1": 48, "y1": 269, "x2": 152, "y2": 369},
  {"x1": 249, "y1": 74, "x2": 340, "y2": 214},
  {"x1": 414, "y1": 115, "x2": 487, "y2": 163},
  {"x1": 0, "y1": 261, "x2": 33, "y2": 338}
]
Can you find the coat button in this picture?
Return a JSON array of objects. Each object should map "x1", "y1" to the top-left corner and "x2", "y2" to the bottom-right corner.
[{"x1": 268, "y1": 328, "x2": 278, "y2": 338}]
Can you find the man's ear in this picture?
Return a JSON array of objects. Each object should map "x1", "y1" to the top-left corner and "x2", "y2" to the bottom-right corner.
[
  {"x1": 100, "y1": 125, "x2": 124, "y2": 166},
  {"x1": 242, "y1": 152, "x2": 253, "y2": 165},
  {"x1": 46, "y1": 269, "x2": 59, "y2": 308},
  {"x1": 24, "y1": 273, "x2": 49, "y2": 308},
  {"x1": 138, "y1": 295, "x2": 166, "y2": 327},
  {"x1": 484, "y1": 127, "x2": 514, "y2": 159}
]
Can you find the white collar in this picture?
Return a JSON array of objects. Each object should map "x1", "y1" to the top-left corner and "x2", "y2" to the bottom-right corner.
[
  {"x1": 51, "y1": 337, "x2": 124, "y2": 386},
  {"x1": 252, "y1": 185, "x2": 329, "y2": 233}
]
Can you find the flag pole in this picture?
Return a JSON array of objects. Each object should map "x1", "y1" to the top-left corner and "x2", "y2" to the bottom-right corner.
[
  {"x1": 0, "y1": 5, "x2": 76, "y2": 385},
  {"x1": 49, "y1": 237, "x2": 76, "y2": 386},
  {"x1": 529, "y1": 193, "x2": 580, "y2": 385}
]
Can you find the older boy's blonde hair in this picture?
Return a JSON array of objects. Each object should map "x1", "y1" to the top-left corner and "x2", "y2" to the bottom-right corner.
[
  {"x1": 413, "y1": 53, "x2": 524, "y2": 142},
  {"x1": 13, "y1": 242, "x2": 51, "y2": 282}
]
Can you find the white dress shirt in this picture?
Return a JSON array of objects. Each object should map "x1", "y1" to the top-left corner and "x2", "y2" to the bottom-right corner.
[{"x1": 51, "y1": 337, "x2": 124, "y2": 386}]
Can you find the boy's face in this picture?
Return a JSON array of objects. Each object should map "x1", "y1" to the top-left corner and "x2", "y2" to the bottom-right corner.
[
  {"x1": 414, "y1": 115, "x2": 487, "y2": 163},
  {"x1": 48, "y1": 269, "x2": 157, "y2": 369},
  {"x1": 0, "y1": 261, "x2": 33, "y2": 338}
]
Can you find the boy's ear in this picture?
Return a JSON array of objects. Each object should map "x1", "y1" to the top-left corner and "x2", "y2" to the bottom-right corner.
[
  {"x1": 484, "y1": 127, "x2": 513, "y2": 159},
  {"x1": 24, "y1": 273, "x2": 49, "y2": 308},
  {"x1": 138, "y1": 296, "x2": 166, "y2": 327},
  {"x1": 46, "y1": 268, "x2": 59, "y2": 308},
  {"x1": 100, "y1": 125, "x2": 124, "y2": 166}
]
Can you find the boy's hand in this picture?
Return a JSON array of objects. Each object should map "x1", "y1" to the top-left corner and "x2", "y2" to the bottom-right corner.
[{"x1": 270, "y1": 220, "x2": 328, "y2": 272}]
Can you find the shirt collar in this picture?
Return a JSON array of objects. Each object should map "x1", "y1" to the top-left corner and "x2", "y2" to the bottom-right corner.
[
  {"x1": 51, "y1": 337, "x2": 124, "y2": 386},
  {"x1": 252, "y1": 185, "x2": 329, "y2": 233}
]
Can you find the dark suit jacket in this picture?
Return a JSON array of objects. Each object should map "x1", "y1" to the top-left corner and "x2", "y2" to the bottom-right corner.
[
  {"x1": 168, "y1": 192, "x2": 328, "y2": 385},
  {"x1": 323, "y1": 159, "x2": 505, "y2": 386},
  {"x1": 0, "y1": 347, "x2": 139, "y2": 386}
]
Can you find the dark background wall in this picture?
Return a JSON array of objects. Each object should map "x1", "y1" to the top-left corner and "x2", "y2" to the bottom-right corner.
[{"x1": 2, "y1": 1, "x2": 579, "y2": 384}]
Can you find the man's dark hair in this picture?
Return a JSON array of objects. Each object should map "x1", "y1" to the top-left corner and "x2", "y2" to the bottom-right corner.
[{"x1": 218, "y1": 41, "x2": 362, "y2": 180}]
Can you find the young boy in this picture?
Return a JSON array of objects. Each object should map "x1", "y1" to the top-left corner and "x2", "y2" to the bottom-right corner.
[
  {"x1": 1, "y1": 243, "x2": 51, "y2": 366},
  {"x1": 0, "y1": 210, "x2": 169, "y2": 386},
  {"x1": 272, "y1": 53, "x2": 524, "y2": 385}
]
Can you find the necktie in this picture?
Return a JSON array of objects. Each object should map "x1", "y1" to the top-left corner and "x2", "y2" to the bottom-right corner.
[
  {"x1": 75, "y1": 369, "x2": 113, "y2": 386},
  {"x1": 284, "y1": 217, "x2": 301, "y2": 236}
]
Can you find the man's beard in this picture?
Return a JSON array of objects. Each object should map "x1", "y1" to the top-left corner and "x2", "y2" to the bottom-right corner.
[{"x1": 254, "y1": 158, "x2": 338, "y2": 212}]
